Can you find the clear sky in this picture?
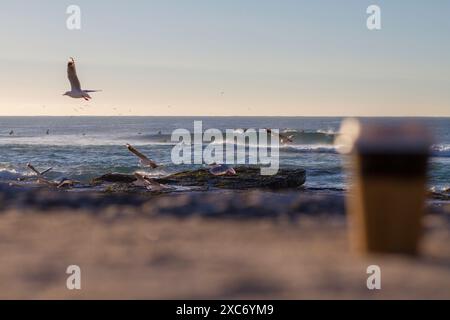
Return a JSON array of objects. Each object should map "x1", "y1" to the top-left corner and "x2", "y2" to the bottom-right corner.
[{"x1": 0, "y1": 0, "x2": 449, "y2": 116}]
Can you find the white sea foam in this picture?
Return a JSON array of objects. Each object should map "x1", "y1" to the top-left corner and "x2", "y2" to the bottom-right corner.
[{"x1": 432, "y1": 144, "x2": 450, "y2": 157}]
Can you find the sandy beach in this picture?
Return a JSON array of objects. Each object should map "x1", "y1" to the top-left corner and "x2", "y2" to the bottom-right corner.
[{"x1": 1, "y1": 186, "x2": 449, "y2": 299}]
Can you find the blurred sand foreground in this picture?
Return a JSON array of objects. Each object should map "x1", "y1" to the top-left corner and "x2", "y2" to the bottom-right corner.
[{"x1": 0, "y1": 187, "x2": 449, "y2": 299}]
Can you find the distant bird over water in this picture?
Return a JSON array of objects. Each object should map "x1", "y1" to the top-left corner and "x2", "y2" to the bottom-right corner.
[{"x1": 63, "y1": 57, "x2": 101, "y2": 101}]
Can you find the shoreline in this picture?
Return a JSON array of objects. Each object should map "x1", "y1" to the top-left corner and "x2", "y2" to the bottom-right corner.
[
  {"x1": 1, "y1": 180, "x2": 448, "y2": 212},
  {"x1": 0, "y1": 182, "x2": 450, "y2": 217}
]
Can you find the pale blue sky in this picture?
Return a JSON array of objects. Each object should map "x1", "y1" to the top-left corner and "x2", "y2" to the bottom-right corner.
[{"x1": 0, "y1": 0, "x2": 449, "y2": 116}]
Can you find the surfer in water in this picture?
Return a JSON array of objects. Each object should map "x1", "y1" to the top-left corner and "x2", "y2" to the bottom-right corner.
[{"x1": 266, "y1": 128, "x2": 294, "y2": 144}]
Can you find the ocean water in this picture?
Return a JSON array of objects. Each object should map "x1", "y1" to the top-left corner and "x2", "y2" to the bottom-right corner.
[{"x1": 0, "y1": 116, "x2": 448, "y2": 192}]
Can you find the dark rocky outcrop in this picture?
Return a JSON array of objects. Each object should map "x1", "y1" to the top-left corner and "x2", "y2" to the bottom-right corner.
[
  {"x1": 158, "y1": 167, "x2": 306, "y2": 190},
  {"x1": 429, "y1": 191, "x2": 450, "y2": 201},
  {"x1": 92, "y1": 173, "x2": 137, "y2": 184},
  {"x1": 91, "y1": 166, "x2": 306, "y2": 191}
]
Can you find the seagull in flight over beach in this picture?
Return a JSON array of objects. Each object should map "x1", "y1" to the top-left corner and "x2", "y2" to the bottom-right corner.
[{"x1": 63, "y1": 58, "x2": 101, "y2": 101}]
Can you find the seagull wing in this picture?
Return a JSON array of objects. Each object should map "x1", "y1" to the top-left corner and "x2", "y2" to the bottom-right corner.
[
  {"x1": 209, "y1": 165, "x2": 228, "y2": 176},
  {"x1": 133, "y1": 173, "x2": 165, "y2": 191},
  {"x1": 27, "y1": 163, "x2": 41, "y2": 176},
  {"x1": 67, "y1": 58, "x2": 82, "y2": 91},
  {"x1": 126, "y1": 144, "x2": 158, "y2": 169},
  {"x1": 40, "y1": 167, "x2": 53, "y2": 176},
  {"x1": 27, "y1": 163, "x2": 53, "y2": 177},
  {"x1": 37, "y1": 177, "x2": 57, "y2": 187},
  {"x1": 209, "y1": 164, "x2": 237, "y2": 176}
]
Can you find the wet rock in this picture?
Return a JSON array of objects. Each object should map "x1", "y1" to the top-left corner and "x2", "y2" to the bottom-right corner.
[
  {"x1": 156, "y1": 166, "x2": 306, "y2": 190},
  {"x1": 92, "y1": 167, "x2": 306, "y2": 191},
  {"x1": 92, "y1": 173, "x2": 137, "y2": 184},
  {"x1": 429, "y1": 191, "x2": 450, "y2": 201}
]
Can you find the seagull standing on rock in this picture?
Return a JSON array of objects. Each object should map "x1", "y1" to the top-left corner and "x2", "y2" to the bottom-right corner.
[{"x1": 63, "y1": 58, "x2": 101, "y2": 101}]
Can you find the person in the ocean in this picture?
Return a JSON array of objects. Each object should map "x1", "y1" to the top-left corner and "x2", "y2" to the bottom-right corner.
[
  {"x1": 265, "y1": 128, "x2": 294, "y2": 144},
  {"x1": 9, "y1": 130, "x2": 14, "y2": 136},
  {"x1": 46, "y1": 129, "x2": 50, "y2": 135}
]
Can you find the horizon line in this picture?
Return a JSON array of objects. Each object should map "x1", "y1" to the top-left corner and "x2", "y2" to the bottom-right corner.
[{"x1": 0, "y1": 115, "x2": 449, "y2": 118}]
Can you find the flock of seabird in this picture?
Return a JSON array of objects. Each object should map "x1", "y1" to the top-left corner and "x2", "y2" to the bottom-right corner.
[
  {"x1": 6, "y1": 58, "x2": 299, "y2": 190},
  {"x1": 23, "y1": 142, "x2": 237, "y2": 192}
]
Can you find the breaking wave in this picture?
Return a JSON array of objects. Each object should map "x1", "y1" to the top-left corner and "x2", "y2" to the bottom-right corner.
[{"x1": 432, "y1": 144, "x2": 450, "y2": 157}]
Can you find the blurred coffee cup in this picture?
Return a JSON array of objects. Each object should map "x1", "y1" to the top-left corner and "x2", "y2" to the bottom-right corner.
[{"x1": 336, "y1": 118, "x2": 432, "y2": 255}]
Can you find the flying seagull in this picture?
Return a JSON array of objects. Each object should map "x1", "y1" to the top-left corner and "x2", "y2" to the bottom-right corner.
[
  {"x1": 63, "y1": 57, "x2": 101, "y2": 101},
  {"x1": 27, "y1": 163, "x2": 53, "y2": 177},
  {"x1": 133, "y1": 172, "x2": 167, "y2": 191},
  {"x1": 126, "y1": 144, "x2": 158, "y2": 169}
]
